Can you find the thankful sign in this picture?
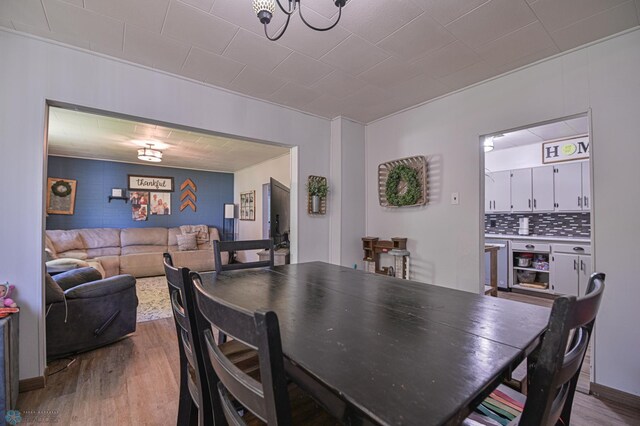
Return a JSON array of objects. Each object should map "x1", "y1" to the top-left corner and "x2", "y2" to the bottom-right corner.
[
  {"x1": 128, "y1": 175, "x2": 174, "y2": 192},
  {"x1": 542, "y1": 136, "x2": 589, "y2": 164}
]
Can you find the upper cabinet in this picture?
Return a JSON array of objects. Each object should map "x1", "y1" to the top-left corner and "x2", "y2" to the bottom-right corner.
[
  {"x1": 486, "y1": 162, "x2": 589, "y2": 214},
  {"x1": 532, "y1": 166, "x2": 555, "y2": 211},
  {"x1": 486, "y1": 171, "x2": 511, "y2": 212},
  {"x1": 511, "y1": 169, "x2": 532, "y2": 212},
  {"x1": 581, "y1": 162, "x2": 591, "y2": 210},
  {"x1": 554, "y1": 163, "x2": 586, "y2": 211}
]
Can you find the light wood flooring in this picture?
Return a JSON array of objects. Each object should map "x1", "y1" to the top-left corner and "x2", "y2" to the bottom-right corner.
[{"x1": 19, "y1": 309, "x2": 640, "y2": 425}]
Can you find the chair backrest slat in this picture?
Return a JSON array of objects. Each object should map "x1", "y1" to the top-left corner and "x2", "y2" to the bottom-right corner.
[
  {"x1": 520, "y1": 272, "x2": 605, "y2": 426},
  {"x1": 192, "y1": 271, "x2": 293, "y2": 425},
  {"x1": 163, "y1": 253, "x2": 219, "y2": 426},
  {"x1": 214, "y1": 239, "x2": 274, "y2": 273}
]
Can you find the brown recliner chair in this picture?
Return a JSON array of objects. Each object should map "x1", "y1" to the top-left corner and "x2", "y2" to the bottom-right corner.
[{"x1": 45, "y1": 267, "x2": 138, "y2": 359}]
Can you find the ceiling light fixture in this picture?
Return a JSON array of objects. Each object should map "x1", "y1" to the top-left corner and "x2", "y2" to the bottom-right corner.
[
  {"x1": 483, "y1": 136, "x2": 495, "y2": 152},
  {"x1": 138, "y1": 143, "x2": 163, "y2": 162},
  {"x1": 253, "y1": 0, "x2": 347, "y2": 41}
]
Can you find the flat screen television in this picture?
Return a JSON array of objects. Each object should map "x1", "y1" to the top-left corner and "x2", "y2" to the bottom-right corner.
[{"x1": 269, "y1": 178, "x2": 290, "y2": 248}]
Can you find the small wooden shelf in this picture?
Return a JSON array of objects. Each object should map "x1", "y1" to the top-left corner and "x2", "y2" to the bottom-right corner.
[
  {"x1": 513, "y1": 267, "x2": 549, "y2": 273},
  {"x1": 108, "y1": 196, "x2": 129, "y2": 203},
  {"x1": 512, "y1": 283, "x2": 550, "y2": 293}
]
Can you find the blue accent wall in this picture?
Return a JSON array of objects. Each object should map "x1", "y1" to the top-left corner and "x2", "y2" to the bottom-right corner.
[{"x1": 46, "y1": 156, "x2": 234, "y2": 230}]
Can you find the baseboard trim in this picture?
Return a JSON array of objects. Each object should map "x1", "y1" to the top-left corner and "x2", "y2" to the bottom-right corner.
[
  {"x1": 19, "y1": 368, "x2": 47, "y2": 393},
  {"x1": 591, "y1": 382, "x2": 640, "y2": 410}
]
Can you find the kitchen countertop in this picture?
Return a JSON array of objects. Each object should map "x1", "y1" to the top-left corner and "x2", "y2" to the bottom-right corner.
[{"x1": 485, "y1": 234, "x2": 591, "y2": 244}]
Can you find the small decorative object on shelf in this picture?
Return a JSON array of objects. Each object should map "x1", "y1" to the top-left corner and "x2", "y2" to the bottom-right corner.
[
  {"x1": 378, "y1": 156, "x2": 427, "y2": 207},
  {"x1": 306, "y1": 175, "x2": 328, "y2": 215},
  {"x1": 108, "y1": 188, "x2": 129, "y2": 203},
  {"x1": 362, "y1": 237, "x2": 409, "y2": 279},
  {"x1": 0, "y1": 283, "x2": 17, "y2": 309}
]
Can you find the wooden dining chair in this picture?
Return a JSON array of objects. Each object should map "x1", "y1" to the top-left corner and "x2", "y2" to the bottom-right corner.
[
  {"x1": 466, "y1": 272, "x2": 605, "y2": 426},
  {"x1": 163, "y1": 254, "x2": 258, "y2": 426},
  {"x1": 214, "y1": 239, "x2": 274, "y2": 274},
  {"x1": 191, "y1": 271, "x2": 338, "y2": 425}
]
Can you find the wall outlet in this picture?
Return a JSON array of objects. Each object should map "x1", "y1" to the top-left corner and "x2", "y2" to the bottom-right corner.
[{"x1": 451, "y1": 192, "x2": 459, "y2": 205}]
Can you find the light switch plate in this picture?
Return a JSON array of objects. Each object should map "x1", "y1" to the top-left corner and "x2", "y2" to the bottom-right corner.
[{"x1": 451, "y1": 192, "x2": 459, "y2": 205}]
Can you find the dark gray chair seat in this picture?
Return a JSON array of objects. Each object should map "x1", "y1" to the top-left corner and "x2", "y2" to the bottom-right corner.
[{"x1": 45, "y1": 267, "x2": 138, "y2": 359}]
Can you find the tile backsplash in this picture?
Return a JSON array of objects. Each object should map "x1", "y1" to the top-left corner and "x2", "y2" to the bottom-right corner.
[{"x1": 485, "y1": 212, "x2": 590, "y2": 237}]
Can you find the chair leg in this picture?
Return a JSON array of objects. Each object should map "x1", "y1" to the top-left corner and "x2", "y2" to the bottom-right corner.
[{"x1": 177, "y1": 366, "x2": 198, "y2": 426}]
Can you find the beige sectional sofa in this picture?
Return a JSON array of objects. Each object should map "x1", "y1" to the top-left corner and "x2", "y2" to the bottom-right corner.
[{"x1": 45, "y1": 226, "x2": 227, "y2": 278}]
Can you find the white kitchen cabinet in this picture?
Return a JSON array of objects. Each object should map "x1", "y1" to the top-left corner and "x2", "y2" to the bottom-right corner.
[
  {"x1": 578, "y1": 255, "x2": 592, "y2": 295},
  {"x1": 532, "y1": 166, "x2": 555, "y2": 211},
  {"x1": 486, "y1": 171, "x2": 511, "y2": 212},
  {"x1": 554, "y1": 163, "x2": 583, "y2": 211},
  {"x1": 510, "y1": 169, "x2": 532, "y2": 212},
  {"x1": 551, "y1": 253, "x2": 580, "y2": 296},
  {"x1": 582, "y1": 162, "x2": 591, "y2": 211},
  {"x1": 551, "y1": 243, "x2": 592, "y2": 296}
]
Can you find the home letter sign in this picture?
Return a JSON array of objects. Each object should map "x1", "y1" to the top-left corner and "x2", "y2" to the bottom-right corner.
[{"x1": 542, "y1": 136, "x2": 589, "y2": 164}]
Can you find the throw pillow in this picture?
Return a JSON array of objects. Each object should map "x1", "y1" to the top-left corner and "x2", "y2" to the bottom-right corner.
[
  {"x1": 46, "y1": 258, "x2": 90, "y2": 269},
  {"x1": 176, "y1": 233, "x2": 198, "y2": 251},
  {"x1": 58, "y1": 250, "x2": 88, "y2": 260}
]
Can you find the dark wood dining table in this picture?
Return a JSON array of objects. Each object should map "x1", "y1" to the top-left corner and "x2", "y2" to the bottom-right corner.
[{"x1": 199, "y1": 262, "x2": 550, "y2": 426}]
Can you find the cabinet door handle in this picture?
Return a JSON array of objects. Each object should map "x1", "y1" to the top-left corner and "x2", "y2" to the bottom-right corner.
[
  {"x1": 574, "y1": 259, "x2": 578, "y2": 270},
  {"x1": 578, "y1": 196, "x2": 582, "y2": 207},
  {"x1": 534, "y1": 199, "x2": 537, "y2": 209},
  {"x1": 584, "y1": 196, "x2": 589, "y2": 208},
  {"x1": 528, "y1": 199, "x2": 531, "y2": 208},
  {"x1": 580, "y1": 260, "x2": 585, "y2": 271}
]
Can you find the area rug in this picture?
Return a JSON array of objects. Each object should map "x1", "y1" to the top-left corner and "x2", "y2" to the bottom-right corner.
[{"x1": 135, "y1": 276, "x2": 172, "y2": 323}]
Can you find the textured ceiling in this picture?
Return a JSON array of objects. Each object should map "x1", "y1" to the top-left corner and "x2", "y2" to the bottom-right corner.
[
  {"x1": 492, "y1": 116, "x2": 589, "y2": 151},
  {"x1": 47, "y1": 107, "x2": 290, "y2": 172},
  {"x1": 2, "y1": 0, "x2": 639, "y2": 123}
]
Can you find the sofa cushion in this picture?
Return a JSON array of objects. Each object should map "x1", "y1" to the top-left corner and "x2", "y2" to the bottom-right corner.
[
  {"x1": 77, "y1": 228, "x2": 121, "y2": 249},
  {"x1": 53, "y1": 267, "x2": 103, "y2": 291},
  {"x1": 45, "y1": 234, "x2": 58, "y2": 257},
  {"x1": 119, "y1": 252, "x2": 165, "y2": 278},
  {"x1": 121, "y1": 227, "x2": 167, "y2": 247},
  {"x1": 121, "y1": 245, "x2": 168, "y2": 256},
  {"x1": 65, "y1": 274, "x2": 136, "y2": 299},
  {"x1": 47, "y1": 230, "x2": 85, "y2": 253},
  {"x1": 44, "y1": 248, "x2": 57, "y2": 262},
  {"x1": 96, "y1": 256, "x2": 120, "y2": 278},
  {"x1": 86, "y1": 247, "x2": 121, "y2": 258},
  {"x1": 58, "y1": 250, "x2": 88, "y2": 260},
  {"x1": 177, "y1": 233, "x2": 198, "y2": 251},
  {"x1": 170, "y1": 249, "x2": 215, "y2": 272}
]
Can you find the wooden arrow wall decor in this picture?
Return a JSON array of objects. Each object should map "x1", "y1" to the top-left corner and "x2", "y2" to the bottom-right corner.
[
  {"x1": 180, "y1": 189, "x2": 197, "y2": 202},
  {"x1": 180, "y1": 179, "x2": 197, "y2": 211},
  {"x1": 180, "y1": 199, "x2": 196, "y2": 212}
]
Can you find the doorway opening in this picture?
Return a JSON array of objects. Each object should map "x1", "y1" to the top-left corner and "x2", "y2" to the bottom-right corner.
[
  {"x1": 42, "y1": 102, "x2": 297, "y2": 361},
  {"x1": 480, "y1": 112, "x2": 594, "y2": 394}
]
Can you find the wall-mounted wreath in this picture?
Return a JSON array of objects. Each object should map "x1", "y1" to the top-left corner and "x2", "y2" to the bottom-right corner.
[
  {"x1": 385, "y1": 165, "x2": 421, "y2": 207},
  {"x1": 378, "y1": 156, "x2": 427, "y2": 208},
  {"x1": 51, "y1": 180, "x2": 72, "y2": 197}
]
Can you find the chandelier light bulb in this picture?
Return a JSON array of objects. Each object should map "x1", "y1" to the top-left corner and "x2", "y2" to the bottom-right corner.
[{"x1": 253, "y1": 0, "x2": 276, "y2": 24}]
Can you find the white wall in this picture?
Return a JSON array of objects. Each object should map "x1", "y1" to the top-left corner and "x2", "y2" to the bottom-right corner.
[
  {"x1": 234, "y1": 153, "x2": 291, "y2": 262},
  {"x1": 366, "y1": 29, "x2": 640, "y2": 396},
  {"x1": 329, "y1": 118, "x2": 366, "y2": 268},
  {"x1": 0, "y1": 30, "x2": 331, "y2": 380}
]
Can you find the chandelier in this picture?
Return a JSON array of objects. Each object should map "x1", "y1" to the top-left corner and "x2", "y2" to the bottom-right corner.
[
  {"x1": 138, "y1": 143, "x2": 163, "y2": 162},
  {"x1": 253, "y1": 0, "x2": 347, "y2": 41}
]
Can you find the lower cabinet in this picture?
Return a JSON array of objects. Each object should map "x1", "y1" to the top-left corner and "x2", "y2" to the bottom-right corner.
[{"x1": 550, "y1": 244, "x2": 591, "y2": 296}]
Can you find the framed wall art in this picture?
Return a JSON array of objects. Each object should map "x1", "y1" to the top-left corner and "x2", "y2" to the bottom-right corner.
[
  {"x1": 130, "y1": 191, "x2": 149, "y2": 221},
  {"x1": 240, "y1": 190, "x2": 255, "y2": 221},
  {"x1": 150, "y1": 192, "x2": 171, "y2": 215},
  {"x1": 46, "y1": 177, "x2": 77, "y2": 215},
  {"x1": 128, "y1": 174, "x2": 174, "y2": 192}
]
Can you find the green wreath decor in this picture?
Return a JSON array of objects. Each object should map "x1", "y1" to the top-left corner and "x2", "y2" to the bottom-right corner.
[
  {"x1": 51, "y1": 180, "x2": 72, "y2": 197},
  {"x1": 385, "y1": 165, "x2": 421, "y2": 206}
]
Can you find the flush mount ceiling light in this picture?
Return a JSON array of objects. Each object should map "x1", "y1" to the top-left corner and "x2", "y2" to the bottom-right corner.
[
  {"x1": 253, "y1": 0, "x2": 347, "y2": 41},
  {"x1": 137, "y1": 143, "x2": 163, "y2": 162},
  {"x1": 483, "y1": 136, "x2": 495, "y2": 152}
]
